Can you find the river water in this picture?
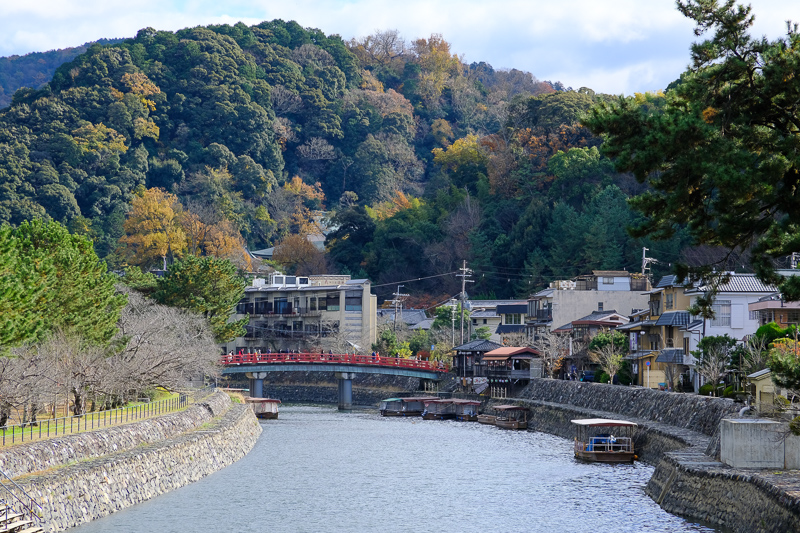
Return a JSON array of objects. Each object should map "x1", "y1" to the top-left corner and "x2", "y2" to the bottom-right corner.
[{"x1": 73, "y1": 405, "x2": 721, "y2": 533}]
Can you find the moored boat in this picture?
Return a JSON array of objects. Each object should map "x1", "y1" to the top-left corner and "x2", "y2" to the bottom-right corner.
[
  {"x1": 493, "y1": 405, "x2": 529, "y2": 430},
  {"x1": 477, "y1": 413, "x2": 496, "y2": 425},
  {"x1": 453, "y1": 399, "x2": 481, "y2": 421},
  {"x1": 380, "y1": 396, "x2": 437, "y2": 417},
  {"x1": 422, "y1": 399, "x2": 456, "y2": 420},
  {"x1": 245, "y1": 397, "x2": 281, "y2": 419},
  {"x1": 571, "y1": 418, "x2": 637, "y2": 463}
]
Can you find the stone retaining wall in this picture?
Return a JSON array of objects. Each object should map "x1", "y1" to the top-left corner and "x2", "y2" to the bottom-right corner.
[
  {"x1": 2, "y1": 391, "x2": 262, "y2": 532},
  {"x1": 646, "y1": 454, "x2": 800, "y2": 533},
  {"x1": 262, "y1": 384, "x2": 403, "y2": 407},
  {"x1": 0, "y1": 390, "x2": 231, "y2": 479}
]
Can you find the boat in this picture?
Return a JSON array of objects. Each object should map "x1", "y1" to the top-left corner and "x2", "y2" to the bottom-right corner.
[
  {"x1": 571, "y1": 418, "x2": 637, "y2": 463},
  {"x1": 379, "y1": 396, "x2": 437, "y2": 417},
  {"x1": 452, "y1": 399, "x2": 481, "y2": 421},
  {"x1": 245, "y1": 397, "x2": 281, "y2": 419},
  {"x1": 493, "y1": 405, "x2": 529, "y2": 430},
  {"x1": 422, "y1": 399, "x2": 456, "y2": 420},
  {"x1": 477, "y1": 413, "x2": 496, "y2": 425}
]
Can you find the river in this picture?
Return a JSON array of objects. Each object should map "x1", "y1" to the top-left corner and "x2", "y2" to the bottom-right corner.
[{"x1": 72, "y1": 405, "x2": 721, "y2": 533}]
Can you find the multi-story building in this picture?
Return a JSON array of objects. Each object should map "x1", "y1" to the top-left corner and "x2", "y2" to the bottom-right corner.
[
  {"x1": 222, "y1": 272, "x2": 377, "y2": 354},
  {"x1": 526, "y1": 270, "x2": 651, "y2": 338}
]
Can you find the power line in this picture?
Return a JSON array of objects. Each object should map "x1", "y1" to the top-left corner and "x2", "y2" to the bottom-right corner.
[{"x1": 371, "y1": 271, "x2": 459, "y2": 288}]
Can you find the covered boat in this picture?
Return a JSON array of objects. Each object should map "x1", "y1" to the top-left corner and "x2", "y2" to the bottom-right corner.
[
  {"x1": 477, "y1": 413, "x2": 496, "y2": 425},
  {"x1": 422, "y1": 399, "x2": 456, "y2": 420},
  {"x1": 571, "y1": 418, "x2": 637, "y2": 463},
  {"x1": 453, "y1": 399, "x2": 481, "y2": 421},
  {"x1": 245, "y1": 397, "x2": 281, "y2": 419},
  {"x1": 379, "y1": 396, "x2": 437, "y2": 417},
  {"x1": 493, "y1": 405, "x2": 529, "y2": 430}
]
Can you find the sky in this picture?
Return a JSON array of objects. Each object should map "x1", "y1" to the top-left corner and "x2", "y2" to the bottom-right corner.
[{"x1": 1, "y1": 0, "x2": 798, "y2": 95}]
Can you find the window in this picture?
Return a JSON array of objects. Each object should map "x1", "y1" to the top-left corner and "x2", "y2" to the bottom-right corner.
[
  {"x1": 603, "y1": 277, "x2": 614, "y2": 285},
  {"x1": 318, "y1": 297, "x2": 327, "y2": 311},
  {"x1": 274, "y1": 297, "x2": 290, "y2": 314},
  {"x1": 326, "y1": 293, "x2": 340, "y2": 311},
  {"x1": 650, "y1": 299, "x2": 661, "y2": 317},
  {"x1": 345, "y1": 290, "x2": 362, "y2": 311},
  {"x1": 597, "y1": 302, "x2": 604, "y2": 312},
  {"x1": 483, "y1": 319, "x2": 487, "y2": 324},
  {"x1": 310, "y1": 297, "x2": 317, "y2": 311},
  {"x1": 505, "y1": 314, "x2": 522, "y2": 325},
  {"x1": 711, "y1": 300, "x2": 731, "y2": 327},
  {"x1": 789, "y1": 311, "x2": 800, "y2": 324},
  {"x1": 666, "y1": 293, "x2": 674, "y2": 310}
]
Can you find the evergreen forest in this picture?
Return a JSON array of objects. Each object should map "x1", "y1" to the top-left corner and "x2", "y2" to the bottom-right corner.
[{"x1": 0, "y1": 21, "x2": 690, "y2": 303}]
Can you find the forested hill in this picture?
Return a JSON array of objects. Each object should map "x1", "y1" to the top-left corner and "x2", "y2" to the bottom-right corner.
[
  {"x1": 0, "y1": 39, "x2": 123, "y2": 108},
  {"x1": 0, "y1": 20, "x2": 685, "y2": 302}
]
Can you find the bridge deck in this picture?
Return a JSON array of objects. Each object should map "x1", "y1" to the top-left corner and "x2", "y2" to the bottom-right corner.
[{"x1": 220, "y1": 352, "x2": 449, "y2": 380}]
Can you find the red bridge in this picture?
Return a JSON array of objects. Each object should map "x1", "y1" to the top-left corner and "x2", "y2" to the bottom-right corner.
[
  {"x1": 220, "y1": 351, "x2": 450, "y2": 410},
  {"x1": 220, "y1": 351, "x2": 449, "y2": 372}
]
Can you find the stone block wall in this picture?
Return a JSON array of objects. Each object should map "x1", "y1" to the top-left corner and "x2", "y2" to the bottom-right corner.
[
  {"x1": 1, "y1": 392, "x2": 262, "y2": 532},
  {"x1": 518, "y1": 379, "x2": 741, "y2": 436},
  {"x1": 0, "y1": 390, "x2": 231, "y2": 479}
]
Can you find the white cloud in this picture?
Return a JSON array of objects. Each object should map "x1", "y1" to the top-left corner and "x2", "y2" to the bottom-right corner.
[{"x1": 1, "y1": 0, "x2": 798, "y2": 94}]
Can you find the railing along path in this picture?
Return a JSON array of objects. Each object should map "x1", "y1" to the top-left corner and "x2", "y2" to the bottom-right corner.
[{"x1": 221, "y1": 352, "x2": 449, "y2": 372}]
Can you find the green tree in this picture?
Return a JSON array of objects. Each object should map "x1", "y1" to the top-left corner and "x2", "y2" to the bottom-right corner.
[
  {"x1": 154, "y1": 255, "x2": 247, "y2": 342},
  {"x1": 12, "y1": 219, "x2": 127, "y2": 346},
  {"x1": 584, "y1": 0, "x2": 800, "y2": 299}
]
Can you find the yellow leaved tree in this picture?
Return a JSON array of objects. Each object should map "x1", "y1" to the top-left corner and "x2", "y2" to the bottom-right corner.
[{"x1": 119, "y1": 188, "x2": 187, "y2": 269}]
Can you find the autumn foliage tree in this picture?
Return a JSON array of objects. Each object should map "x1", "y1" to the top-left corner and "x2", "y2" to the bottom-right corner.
[{"x1": 119, "y1": 187, "x2": 187, "y2": 269}]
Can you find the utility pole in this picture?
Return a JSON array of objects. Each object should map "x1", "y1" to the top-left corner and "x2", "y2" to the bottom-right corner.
[
  {"x1": 641, "y1": 247, "x2": 658, "y2": 278},
  {"x1": 450, "y1": 298, "x2": 457, "y2": 345},
  {"x1": 456, "y1": 261, "x2": 474, "y2": 344},
  {"x1": 392, "y1": 285, "x2": 408, "y2": 332}
]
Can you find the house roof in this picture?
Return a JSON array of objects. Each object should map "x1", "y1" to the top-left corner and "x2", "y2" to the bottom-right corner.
[
  {"x1": 409, "y1": 318, "x2": 434, "y2": 330},
  {"x1": 593, "y1": 270, "x2": 630, "y2": 277},
  {"x1": 625, "y1": 350, "x2": 655, "y2": 360},
  {"x1": 747, "y1": 368, "x2": 771, "y2": 380},
  {"x1": 687, "y1": 273, "x2": 777, "y2": 294},
  {"x1": 376, "y1": 309, "x2": 428, "y2": 326},
  {"x1": 496, "y1": 324, "x2": 526, "y2": 334},
  {"x1": 483, "y1": 346, "x2": 539, "y2": 361},
  {"x1": 655, "y1": 348, "x2": 685, "y2": 364},
  {"x1": 682, "y1": 319, "x2": 704, "y2": 332},
  {"x1": 471, "y1": 310, "x2": 498, "y2": 318},
  {"x1": 453, "y1": 339, "x2": 503, "y2": 352},
  {"x1": 532, "y1": 288, "x2": 555, "y2": 299},
  {"x1": 655, "y1": 311, "x2": 691, "y2": 327},
  {"x1": 469, "y1": 299, "x2": 527, "y2": 309},
  {"x1": 656, "y1": 275, "x2": 680, "y2": 288}
]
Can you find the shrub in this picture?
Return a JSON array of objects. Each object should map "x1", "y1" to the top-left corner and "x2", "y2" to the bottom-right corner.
[
  {"x1": 599, "y1": 372, "x2": 611, "y2": 384},
  {"x1": 699, "y1": 383, "x2": 715, "y2": 396}
]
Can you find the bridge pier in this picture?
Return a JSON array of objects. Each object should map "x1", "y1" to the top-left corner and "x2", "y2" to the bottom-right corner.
[
  {"x1": 336, "y1": 372, "x2": 356, "y2": 411},
  {"x1": 245, "y1": 372, "x2": 268, "y2": 398}
]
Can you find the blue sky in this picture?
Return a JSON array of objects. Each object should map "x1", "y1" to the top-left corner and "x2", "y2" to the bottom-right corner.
[{"x1": 1, "y1": 0, "x2": 798, "y2": 95}]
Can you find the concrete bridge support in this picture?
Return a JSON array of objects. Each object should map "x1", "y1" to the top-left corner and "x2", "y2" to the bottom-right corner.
[
  {"x1": 245, "y1": 372, "x2": 268, "y2": 398},
  {"x1": 336, "y1": 372, "x2": 356, "y2": 411}
]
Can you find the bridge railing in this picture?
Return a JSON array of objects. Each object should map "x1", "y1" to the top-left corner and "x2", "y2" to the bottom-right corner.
[{"x1": 220, "y1": 352, "x2": 449, "y2": 372}]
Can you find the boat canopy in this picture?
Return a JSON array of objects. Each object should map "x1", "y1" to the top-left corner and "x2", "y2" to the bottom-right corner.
[
  {"x1": 450, "y1": 399, "x2": 481, "y2": 405},
  {"x1": 494, "y1": 405, "x2": 528, "y2": 411},
  {"x1": 571, "y1": 418, "x2": 637, "y2": 427}
]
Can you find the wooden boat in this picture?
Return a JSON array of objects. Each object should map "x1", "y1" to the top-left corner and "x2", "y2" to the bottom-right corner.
[
  {"x1": 379, "y1": 397, "x2": 437, "y2": 417},
  {"x1": 493, "y1": 405, "x2": 529, "y2": 430},
  {"x1": 422, "y1": 399, "x2": 456, "y2": 420},
  {"x1": 477, "y1": 413, "x2": 496, "y2": 425},
  {"x1": 245, "y1": 397, "x2": 281, "y2": 419},
  {"x1": 571, "y1": 418, "x2": 637, "y2": 463},
  {"x1": 453, "y1": 399, "x2": 481, "y2": 421}
]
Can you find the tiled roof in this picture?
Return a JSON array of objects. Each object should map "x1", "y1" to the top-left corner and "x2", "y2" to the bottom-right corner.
[
  {"x1": 453, "y1": 339, "x2": 502, "y2": 352},
  {"x1": 409, "y1": 318, "x2": 433, "y2": 330},
  {"x1": 496, "y1": 324, "x2": 526, "y2": 334},
  {"x1": 496, "y1": 303, "x2": 527, "y2": 314},
  {"x1": 376, "y1": 309, "x2": 428, "y2": 325},
  {"x1": 656, "y1": 275, "x2": 679, "y2": 288},
  {"x1": 688, "y1": 273, "x2": 777, "y2": 294},
  {"x1": 471, "y1": 310, "x2": 498, "y2": 318},
  {"x1": 656, "y1": 348, "x2": 686, "y2": 364},
  {"x1": 573, "y1": 310, "x2": 620, "y2": 322},
  {"x1": 655, "y1": 311, "x2": 691, "y2": 326}
]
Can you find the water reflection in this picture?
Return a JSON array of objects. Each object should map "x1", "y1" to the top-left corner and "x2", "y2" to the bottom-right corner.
[{"x1": 73, "y1": 405, "x2": 720, "y2": 533}]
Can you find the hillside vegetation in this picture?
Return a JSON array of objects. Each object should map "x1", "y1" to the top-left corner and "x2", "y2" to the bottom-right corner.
[{"x1": 0, "y1": 21, "x2": 685, "y2": 301}]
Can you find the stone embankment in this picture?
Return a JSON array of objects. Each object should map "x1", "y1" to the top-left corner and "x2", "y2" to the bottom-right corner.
[
  {"x1": 506, "y1": 379, "x2": 800, "y2": 533},
  {"x1": 1, "y1": 390, "x2": 261, "y2": 532}
]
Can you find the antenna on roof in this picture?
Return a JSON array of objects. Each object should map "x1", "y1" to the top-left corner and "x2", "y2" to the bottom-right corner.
[{"x1": 641, "y1": 247, "x2": 658, "y2": 277}]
